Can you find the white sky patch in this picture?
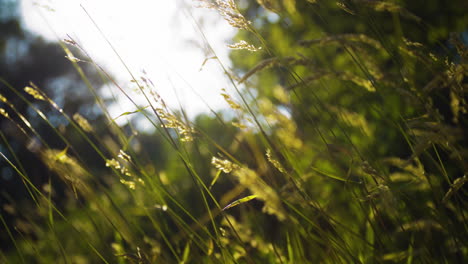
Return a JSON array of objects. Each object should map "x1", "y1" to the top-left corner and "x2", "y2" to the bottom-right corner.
[{"x1": 20, "y1": 0, "x2": 238, "y2": 125}]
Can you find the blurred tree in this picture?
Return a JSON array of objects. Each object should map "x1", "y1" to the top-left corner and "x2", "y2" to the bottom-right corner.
[{"x1": 0, "y1": 0, "x2": 107, "y2": 250}]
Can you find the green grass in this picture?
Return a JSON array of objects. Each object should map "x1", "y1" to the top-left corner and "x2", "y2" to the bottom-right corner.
[{"x1": 0, "y1": 0, "x2": 467, "y2": 263}]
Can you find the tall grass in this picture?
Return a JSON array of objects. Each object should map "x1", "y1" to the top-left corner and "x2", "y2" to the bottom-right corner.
[{"x1": 1, "y1": 0, "x2": 467, "y2": 263}]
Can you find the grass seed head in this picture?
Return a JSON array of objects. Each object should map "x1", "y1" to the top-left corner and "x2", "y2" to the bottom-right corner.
[
  {"x1": 24, "y1": 86, "x2": 45, "y2": 101},
  {"x1": 0, "y1": 94, "x2": 8, "y2": 103},
  {"x1": 227, "y1": 40, "x2": 262, "y2": 52},
  {"x1": 73, "y1": 113, "x2": 94, "y2": 132},
  {"x1": 211, "y1": 156, "x2": 239, "y2": 173},
  {"x1": 221, "y1": 88, "x2": 241, "y2": 110},
  {"x1": 233, "y1": 167, "x2": 286, "y2": 221},
  {"x1": 156, "y1": 108, "x2": 195, "y2": 142},
  {"x1": 266, "y1": 149, "x2": 285, "y2": 173},
  {"x1": 0, "y1": 108, "x2": 9, "y2": 118},
  {"x1": 197, "y1": 0, "x2": 252, "y2": 30}
]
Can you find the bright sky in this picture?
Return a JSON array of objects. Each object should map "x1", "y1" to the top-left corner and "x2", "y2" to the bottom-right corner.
[{"x1": 20, "y1": 0, "x2": 238, "y2": 126}]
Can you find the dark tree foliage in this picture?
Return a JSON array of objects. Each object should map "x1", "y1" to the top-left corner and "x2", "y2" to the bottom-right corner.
[{"x1": 0, "y1": 0, "x2": 106, "y2": 249}]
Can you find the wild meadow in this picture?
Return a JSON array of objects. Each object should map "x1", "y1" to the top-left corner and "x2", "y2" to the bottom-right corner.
[{"x1": 0, "y1": 0, "x2": 467, "y2": 263}]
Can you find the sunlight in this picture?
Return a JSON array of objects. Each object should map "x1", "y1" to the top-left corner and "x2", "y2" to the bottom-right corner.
[{"x1": 21, "y1": 0, "x2": 237, "y2": 123}]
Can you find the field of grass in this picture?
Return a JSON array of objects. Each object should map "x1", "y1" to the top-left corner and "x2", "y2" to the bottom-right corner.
[{"x1": 0, "y1": 0, "x2": 467, "y2": 263}]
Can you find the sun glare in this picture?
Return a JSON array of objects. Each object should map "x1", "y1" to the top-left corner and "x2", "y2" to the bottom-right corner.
[{"x1": 20, "y1": 0, "x2": 237, "y2": 125}]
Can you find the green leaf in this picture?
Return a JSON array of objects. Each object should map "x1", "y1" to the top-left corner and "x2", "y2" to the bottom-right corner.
[
  {"x1": 180, "y1": 240, "x2": 191, "y2": 264},
  {"x1": 199, "y1": 56, "x2": 217, "y2": 71},
  {"x1": 209, "y1": 170, "x2": 222, "y2": 190},
  {"x1": 112, "y1": 106, "x2": 150, "y2": 121},
  {"x1": 222, "y1": 195, "x2": 258, "y2": 211}
]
